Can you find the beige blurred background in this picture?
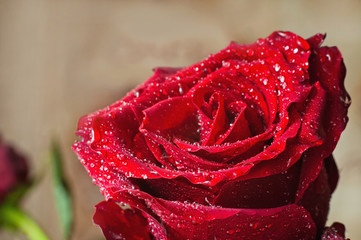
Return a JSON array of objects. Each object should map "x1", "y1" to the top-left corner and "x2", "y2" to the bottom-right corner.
[{"x1": 0, "y1": 0, "x2": 360, "y2": 239}]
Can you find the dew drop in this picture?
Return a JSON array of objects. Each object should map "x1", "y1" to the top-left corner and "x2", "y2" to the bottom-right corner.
[
  {"x1": 326, "y1": 53, "x2": 331, "y2": 61},
  {"x1": 177, "y1": 223, "x2": 184, "y2": 229},
  {"x1": 257, "y1": 39, "x2": 265, "y2": 45},
  {"x1": 278, "y1": 32, "x2": 286, "y2": 37},
  {"x1": 278, "y1": 75, "x2": 285, "y2": 82},
  {"x1": 280, "y1": 82, "x2": 287, "y2": 89},
  {"x1": 178, "y1": 84, "x2": 184, "y2": 95},
  {"x1": 222, "y1": 61, "x2": 230, "y2": 67},
  {"x1": 246, "y1": 49, "x2": 255, "y2": 56},
  {"x1": 273, "y1": 64, "x2": 280, "y2": 72}
]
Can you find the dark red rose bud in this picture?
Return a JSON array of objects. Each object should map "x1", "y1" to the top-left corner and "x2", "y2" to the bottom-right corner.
[
  {"x1": 321, "y1": 222, "x2": 349, "y2": 240},
  {"x1": 0, "y1": 139, "x2": 28, "y2": 202},
  {"x1": 73, "y1": 31, "x2": 350, "y2": 240}
]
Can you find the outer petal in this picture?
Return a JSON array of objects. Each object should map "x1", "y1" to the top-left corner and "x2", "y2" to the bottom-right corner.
[
  {"x1": 296, "y1": 39, "x2": 350, "y2": 202},
  {"x1": 213, "y1": 160, "x2": 301, "y2": 209},
  {"x1": 94, "y1": 200, "x2": 152, "y2": 240},
  {"x1": 298, "y1": 163, "x2": 331, "y2": 236},
  {"x1": 107, "y1": 190, "x2": 317, "y2": 240}
]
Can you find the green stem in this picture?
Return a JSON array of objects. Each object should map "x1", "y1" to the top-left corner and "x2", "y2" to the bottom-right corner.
[{"x1": 0, "y1": 205, "x2": 49, "y2": 240}]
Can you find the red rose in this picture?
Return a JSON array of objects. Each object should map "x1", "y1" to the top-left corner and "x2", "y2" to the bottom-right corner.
[
  {"x1": 73, "y1": 31, "x2": 350, "y2": 239},
  {"x1": 0, "y1": 139, "x2": 28, "y2": 203}
]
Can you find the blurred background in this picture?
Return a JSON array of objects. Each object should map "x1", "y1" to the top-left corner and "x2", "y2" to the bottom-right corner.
[{"x1": 0, "y1": 0, "x2": 360, "y2": 239}]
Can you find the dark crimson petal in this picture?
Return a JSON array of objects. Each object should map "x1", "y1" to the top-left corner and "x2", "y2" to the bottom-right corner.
[
  {"x1": 298, "y1": 165, "x2": 331, "y2": 236},
  {"x1": 111, "y1": 190, "x2": 317, "y2": 240},
  {"x1": 306, "y1": 33, "x2": 325, "y2": 50},
  {"x1": 321, "y1": 222, "x2": 348, "y2": 240},
  {"x1": 137, "y1": 177, "x2": 219, "y2": 205},
  {"x1": 296, "y1": 41, "x2": 350, "y2": 202},
  {"x1": 235, "y1": 138, "x2": 308, "y2": 182},
  {"x1": 93, "y1": 200, "x2": 152, "y2": 240},
  {"x1": 207, "y1": 205, "x2": 315, "y2": 240},
  {"x1": 324, "y1": 155, "x2": 339, "y2": 193},
  {"x1": 213, "y1": 160, "x2": 301, "y2": 209}
]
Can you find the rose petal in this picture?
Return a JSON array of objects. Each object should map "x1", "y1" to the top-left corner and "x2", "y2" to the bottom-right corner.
[
  {"x1": 296, "y1": 40, "x2": 350, "y2": 202},
  {"x1": 137, "y1": 177, "x2": 218, "y2": 205},
  {"x1": 324, "y1": 155, "x2": 339, "y2": 193},
  {"x1": 202, "y1": 93, "x2": 229, "y2": 146},
  {"x1": 299, "y1": 164, "x2": 331, "y2": 235},
  {"x1": 110, "y1": 190, "x2": 317, "y2": 240},
  {"x1": 93, "y1": 200, "x2": 152, "y2": 240},
  {"x1": 213, "y1": 161, "x2": 301, "y2": 209}
]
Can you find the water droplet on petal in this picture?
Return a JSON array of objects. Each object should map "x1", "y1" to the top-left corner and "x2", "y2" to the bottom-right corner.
[
  {"x1": 178, "y1": 84, "x2": 184, "y2": 95},
  {"x1": 278, "y1": 75, "x2": 285, "y2": 82},
  {"x1": 274, "y1": 64, "x2": 280, "y2": 72},
  {"x1": 326, "y1": 53, "x2": 331, "y2": 61},
  {"x1": 247, "y1": 49, "x2": 255, "y2": 56}
]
